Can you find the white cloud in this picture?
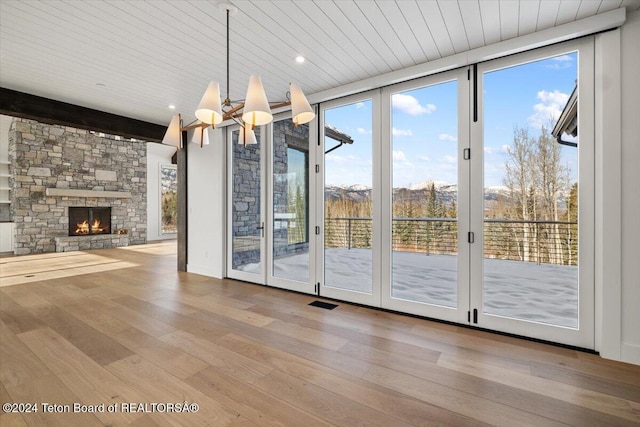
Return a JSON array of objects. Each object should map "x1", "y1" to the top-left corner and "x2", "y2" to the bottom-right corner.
[
  {"x1": 438, "y1": 133, "x2": 457, "y2": 142},
  {"x1": 485, "y1": 145, "x2": 511, "y2": 155},
  {"x1": 326, "y1": 154, "x2": 360, "y2": 164},
  {"x1": 325, "y1": 153, "x2": 347, "y2": 163},
  {"x1": 392, "y1": 127, "x2": 413, "y2": 137},
  {"x1": 418, "y1": 155, "x2": 431, "y2": 161},
  {"x1": 357, "y1": 127, "x2": 372, "y2": 135},
  {"x1": 546, "y1": 54, "x2": 574, "y2": 70},
  {"x1": 393, "y1": 150, "x2": 414, "y2": 172},
  {"x1": 392, "y1": 94, "x2": 436, "y2": 116},
  {"x1": 552, "y1": 54, "x2": 573, "y2": 63},
  {"x1": 392, "y1": 150, "x2": 407, "y2": 161},
  {"x1": 355, "y1": 102, "x2": 366, "y2": 109},
  {"x1": 442, "y1": 155, "x2": 457, "y2": 164},
  {"x1": 528, "y1": 89, "x2": 569, "y2": 129}
]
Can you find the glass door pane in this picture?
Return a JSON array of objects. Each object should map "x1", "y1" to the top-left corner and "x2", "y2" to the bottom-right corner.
[
  {"x1": 390, "y1": 81, "x2": 459, "y2": 308},
  {"x1": 322, "y1": 97, "x2": 377, "y2": 303},
  {"x1": 482, "y1": 52, "x2": 579, "y2": 328},
  {"x1": 270, "y1": 119, "x2": 311, "y2": 285},
  {"x1": 228, "y1": 126, "x2": 264, "y2": 281}
]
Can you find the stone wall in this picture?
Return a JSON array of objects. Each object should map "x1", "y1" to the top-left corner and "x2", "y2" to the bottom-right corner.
[{"x1": 9, "y1": 118, "x2": 147, "y2": 254}]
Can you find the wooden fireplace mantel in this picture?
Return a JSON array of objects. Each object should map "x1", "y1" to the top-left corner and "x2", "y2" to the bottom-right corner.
[{"x1": 45, "y1": 188, "x2": 131, "y2": 198}]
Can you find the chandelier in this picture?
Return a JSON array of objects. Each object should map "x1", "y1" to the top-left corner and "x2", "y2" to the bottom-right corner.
[{"x1": 161, "y1": 3, "x2": 315, "y2": 148}]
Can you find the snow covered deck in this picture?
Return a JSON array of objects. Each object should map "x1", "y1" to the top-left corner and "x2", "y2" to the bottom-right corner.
[{"x1": 244, "y1": 248, "x2": 578, "y2": 328}]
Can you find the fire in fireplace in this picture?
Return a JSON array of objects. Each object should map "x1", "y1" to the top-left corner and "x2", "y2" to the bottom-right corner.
[{"x1": 68, "y1": 207, "x2": 111, "y2": 236}]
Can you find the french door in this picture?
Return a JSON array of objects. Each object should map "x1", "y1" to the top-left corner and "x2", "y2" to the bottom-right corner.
[
  {"x1": 315, "y1": 39, "x2": 594, "y2": 348},
  {"x1": 226, "y1": 114, "x2": 317, "y2": 294},
  {"x1": 317, "y1": 92, "x2": 382, "y2": 306},
  {"x1": 469, "y1": 39, "x2": 594, "y2": 348},
  {"x1": 316, "y1": 75, "x2": 470, "y2": 321}
]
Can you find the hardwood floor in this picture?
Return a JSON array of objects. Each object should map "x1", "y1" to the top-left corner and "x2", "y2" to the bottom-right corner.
[{"x1": 0, "y1": 241, "x2": 638, "y2": 426}]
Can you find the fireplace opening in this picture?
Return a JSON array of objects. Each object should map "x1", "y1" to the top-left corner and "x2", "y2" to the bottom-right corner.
[{"x1": 68, "y1": 207, "x2": 111, "y2": 236}]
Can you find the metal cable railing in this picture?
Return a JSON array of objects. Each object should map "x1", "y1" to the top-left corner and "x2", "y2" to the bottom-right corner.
[{"x1": 324, "y1": 217, "x2": 578, "y2": 266}]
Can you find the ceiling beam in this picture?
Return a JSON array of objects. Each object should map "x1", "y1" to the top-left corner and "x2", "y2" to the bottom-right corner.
[{"x1": 0, "y1": 87, "x2": 166, "y2": 142}]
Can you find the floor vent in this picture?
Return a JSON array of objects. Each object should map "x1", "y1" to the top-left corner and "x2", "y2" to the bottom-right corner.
[{"x1": 309, "y1": 300, "x2": 338, "y2": 310}]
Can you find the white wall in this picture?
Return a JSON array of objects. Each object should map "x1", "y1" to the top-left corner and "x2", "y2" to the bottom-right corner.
[
  {"x1": 594, "y1": 10, "x2": 640, "y2": 365},
  {"x1": 0, "y1": 115, "x2": 10, "y2": 162},
  {"x1": 619, "y1": 9, "x2": 640, "y2": 364},
  {"x1": 187, "y1": 127, "x2": 225, "y2": 278},
  {"x1": 147, "y1": 142, "x2": 177, "y2": 241},
  {"x1": 0, "y1": 115, "x2": 13, "y2": 252}
]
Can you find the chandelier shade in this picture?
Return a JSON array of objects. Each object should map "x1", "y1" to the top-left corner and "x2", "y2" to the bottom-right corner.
[
  {"x1": 238, "y1": 124, "x2": 257, "y2": 146},
  {"x1": 290, "y1": 82, "x2": 315, "y2": 126},
  {"x1": 242, "y1": 75, "x2": 272, "y2": 127},
  {"x1": 191, "y1": 125, "x2": 210, "y2": 147},
  {"x1": 161, "y1": 114, "x2": 182, "y2": 148},
  {"x1": 195, "y1": 81, "x2": 223, "y2": 125}
]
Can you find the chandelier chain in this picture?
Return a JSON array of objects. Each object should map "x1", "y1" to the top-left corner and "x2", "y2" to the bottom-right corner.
[{"x1": 225, "y1": 8, "x2": 231, "y2": 107}]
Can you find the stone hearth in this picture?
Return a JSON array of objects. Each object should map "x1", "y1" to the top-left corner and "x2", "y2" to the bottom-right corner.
[{"x1": 54, "y1": 234, "x2": 130, "y2": 252}]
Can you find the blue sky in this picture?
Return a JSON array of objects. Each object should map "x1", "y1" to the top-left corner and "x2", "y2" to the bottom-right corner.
[{"x1": 324, "y1": 51, "x2": 578, "y2": 189}]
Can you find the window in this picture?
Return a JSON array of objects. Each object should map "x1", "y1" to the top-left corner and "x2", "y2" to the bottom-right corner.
[{"x1": 160, "y1": 165, "x2": 177, "y2": 234}]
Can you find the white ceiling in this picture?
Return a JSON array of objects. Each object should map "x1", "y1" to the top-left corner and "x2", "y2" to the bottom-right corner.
[{"x1": 1, "y1": 0, "x2": 638, "y2": 126}]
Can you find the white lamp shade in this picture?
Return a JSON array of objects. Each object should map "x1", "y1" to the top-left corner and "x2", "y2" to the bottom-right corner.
[
  {"x1": 290, "y1": 82, "x2": 315, "y2": 125},
  {"x1": 161, "y1": 114, "x2": 182, "y2": 148},
  {"x1": 242, "y1": 75, "x2": 272, "y2": 126},
  {"x1": 195, "y1": 81, "x2": 223, "y2": 125},
  {"x1": 238, "y1": 125, "x2": 258, "y2": 146},
  {"x1": 191, "y1": 126, "x2": 210, "y2": 146}
]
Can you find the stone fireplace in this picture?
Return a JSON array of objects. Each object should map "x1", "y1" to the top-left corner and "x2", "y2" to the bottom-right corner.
[{"x1": 8, "y1": 118, "x2": 147, "y2": 254}]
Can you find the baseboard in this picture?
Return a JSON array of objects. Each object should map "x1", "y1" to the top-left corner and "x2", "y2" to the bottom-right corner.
[
  {"x1": 187, "y1": 263, "x2": 221, "y2": 279},
  {"x1": 621, "y1": 342, "x2": 640, "y2": 365}
]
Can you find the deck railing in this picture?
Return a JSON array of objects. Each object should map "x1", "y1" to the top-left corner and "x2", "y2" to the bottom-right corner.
[{"x1": 324, "y1": 217, "x2": 578, "y2": 266}]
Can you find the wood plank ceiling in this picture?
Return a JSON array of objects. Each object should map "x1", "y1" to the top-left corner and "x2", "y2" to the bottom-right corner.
[{"x1": 1, "y1": 0, "x2": 638, "y2": 126}]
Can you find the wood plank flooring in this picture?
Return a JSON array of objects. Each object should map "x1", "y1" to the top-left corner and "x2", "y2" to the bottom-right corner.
[{"x1": 0, "y1": 241, "x2": 639, "y2": 427}]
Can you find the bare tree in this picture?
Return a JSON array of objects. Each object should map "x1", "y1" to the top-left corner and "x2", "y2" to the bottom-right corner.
[
  {"x1": 500, "y1": 124, "x2": 574, "y2": 264},
  {"x1": 503, "y1": 126, "x2": 535, "y2": 262},
  {"x1": 534, "y1": 125, "x2": 569, "y2": 264}
]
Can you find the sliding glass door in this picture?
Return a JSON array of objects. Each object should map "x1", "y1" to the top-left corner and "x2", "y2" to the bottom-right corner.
[
  {"x1": 381, "y1": 70, "x2": 470, "y2": 323},
  {"x1": 470, "y1": 39, "x2": 594, "y2": 348},
  {"x1": 313, "y1": 40, "x2": 593, "y2": 347},
  {"x1": 318, "y1": 92, "x2": 381, "y2": 305},
  {"x1": 227, "y1": 39, "x2": 594, "y2": 348}
]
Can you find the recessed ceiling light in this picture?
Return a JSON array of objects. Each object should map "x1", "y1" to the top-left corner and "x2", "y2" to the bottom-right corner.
[
  {"x1": 168, "y1": 105, "x2": 176, "y2": 110},
  {"x1": 295, "y1": 55, "x2": 305, "y2": 64}
]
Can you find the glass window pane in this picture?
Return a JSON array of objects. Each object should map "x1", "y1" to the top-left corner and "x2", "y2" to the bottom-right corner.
[
  {"x1": 231, "y1": 127, "x2": 262, "y2": 273},
  {"x1": 324, "y1": 100, "x2": 373, "y2": 294},
  {"x1": 483, "y1": 52, "x2": 579, "y2": 328},
  {"x1": 160, "y1": 165, "x2": 177, "y2": 234},
  {"x1": 391, "y1": 81, "x2": 458, "y2": 307},
  {"x1": 272, "y1": 120, "x2": 310, "y2": 282}
]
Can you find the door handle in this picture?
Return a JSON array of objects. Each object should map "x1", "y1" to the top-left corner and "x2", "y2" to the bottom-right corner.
[{"x1": 257, "y1": 222, "x2": 264, "y2": 238}]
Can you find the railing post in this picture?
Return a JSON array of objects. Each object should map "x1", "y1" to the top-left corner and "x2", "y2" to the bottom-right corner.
[
  {"x1": 348, "y1": 218, "x2": 352, "y2": 250},
  {"x1": 536, "y1": 222, "x2": 541, "y2": 265}
]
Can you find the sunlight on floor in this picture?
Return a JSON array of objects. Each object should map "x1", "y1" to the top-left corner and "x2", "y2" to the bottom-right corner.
[
  {"x1": 0, "y1": 258, "x2": 140, "y2": 287},
  {"x1": 0, "y1": 241, "x2": 178, "y2": 288},
  {"x1": 116, "y1": 240, "x2": 177, "y2": 256}
]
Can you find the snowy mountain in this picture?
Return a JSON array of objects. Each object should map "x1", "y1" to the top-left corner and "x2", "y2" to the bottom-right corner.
[{"x1": 325, "y1": 182, "x2": 511, "y2": 205}]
